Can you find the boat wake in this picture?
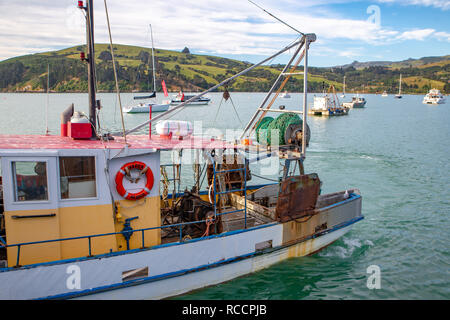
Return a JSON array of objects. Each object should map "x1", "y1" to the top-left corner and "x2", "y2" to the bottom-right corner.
[{"x1": 319, "y1": 238, "x2": 373, "y2": 259}]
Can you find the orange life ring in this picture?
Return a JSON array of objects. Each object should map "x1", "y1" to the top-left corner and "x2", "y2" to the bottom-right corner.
[{"x1": 115, "y1": 161, "x2": 154, "y2": 200}]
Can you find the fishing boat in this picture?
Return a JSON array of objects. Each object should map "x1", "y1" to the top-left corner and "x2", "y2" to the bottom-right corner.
[
  {"x1": 309, "y1": 85, "x2": 349, "y2": 116},
  {"x1": 170, "y1": 91, "x2": 211, "y2": 106},
  {"x1": 394, "y1": 74, "x2": 402, "y2": 99},
  {"x1": 422, "y1": 88, "x2": 445, "y2": 104},
  {"x1": 123, "y1": 25, "x2": 170, "y2": 113},
  {"x1": 0, "y1": 0, "x2": 363, "y2": 300},
  {"x1": 279, "y1": 91, "x2": 291, "y2": 98},
  {"x1": 342, "y1": 93, "x2": 366, "y2": 108},
  {"x1": 381, "y1": 91, "x2": 388, "y2": 97}
]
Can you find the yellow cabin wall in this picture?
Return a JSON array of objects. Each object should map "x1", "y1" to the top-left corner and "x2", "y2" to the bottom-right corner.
[
  {"x1": 58, "y1": 204, "x2": 118, "y2": 260},
  {"x1": 4, "y1": 209, "x2": 61, "y2": 267},
  {"x1": 114, "y1": 195, "x2": 161, "y2": 251},
  {"x1": 4, "y1": 195, "x2": 161, "y2": 267}
]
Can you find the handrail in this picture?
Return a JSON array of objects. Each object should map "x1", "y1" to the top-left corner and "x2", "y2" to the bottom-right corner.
[{"x1": 0, "y1": 208, "x2": 244, "y2": 267}]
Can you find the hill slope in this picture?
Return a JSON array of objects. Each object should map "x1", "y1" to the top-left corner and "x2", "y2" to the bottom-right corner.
[{"x1": 0, "y1": 44, "x2": 448, "y2": 94}]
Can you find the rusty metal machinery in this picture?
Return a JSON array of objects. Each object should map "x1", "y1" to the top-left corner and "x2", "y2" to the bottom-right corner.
[{"x1": 160, "y1": 190, "x2": 222, "y2": 240}]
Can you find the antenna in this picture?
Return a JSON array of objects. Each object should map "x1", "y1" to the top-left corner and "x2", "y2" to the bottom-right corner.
[{"x1": 247, "y1": 0, "x2": 304, "y2": 36}]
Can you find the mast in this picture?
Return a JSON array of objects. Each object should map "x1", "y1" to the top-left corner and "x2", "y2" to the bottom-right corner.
[
  {"x1": 343, "y1": 75, "x2": 345, "y2": 95},
  {"x1": 81, "y1": 0, "x2": 97, "y2": 137},
  {"x1": 399, "y1": 74, "x2": 402, "y2": 95},
  {"x1": 150, "y1": 24, "x2": 156, "y2": 94}
]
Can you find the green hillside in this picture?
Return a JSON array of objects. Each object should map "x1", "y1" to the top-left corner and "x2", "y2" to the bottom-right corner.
[{"x1": 0, "y1": 44, "x2": 449, "y2": 94}]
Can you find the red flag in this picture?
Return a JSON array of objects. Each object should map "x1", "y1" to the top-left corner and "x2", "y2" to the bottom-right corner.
[{"x1": 161, "y1": 80, "x2": 168, "y2": 97}]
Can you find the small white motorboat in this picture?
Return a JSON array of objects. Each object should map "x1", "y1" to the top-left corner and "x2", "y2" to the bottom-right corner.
[
  {"x1": 280, "y1": 91, "x2": 291, "y2": 98},
  {"x1": 170, "y1": 91, "x2": 211, "y2": 106}
]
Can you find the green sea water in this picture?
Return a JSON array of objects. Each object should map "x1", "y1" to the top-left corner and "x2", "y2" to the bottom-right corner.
[{"x1": 0, "y1": 92, "x2": 448, "y2": 299}]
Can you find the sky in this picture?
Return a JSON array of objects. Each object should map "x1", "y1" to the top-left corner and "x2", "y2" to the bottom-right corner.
[{"x1": 0, "y1": 0, "x2": 449, "y2": 67}]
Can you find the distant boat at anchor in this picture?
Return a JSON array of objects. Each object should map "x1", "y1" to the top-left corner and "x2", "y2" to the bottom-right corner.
[
  {"x1": 123, "y1": 24, "x2": 170, "y2": 113},
  {"x1": 342, "y1": 93, "x2": 366, "y2": 108},
  {"x1": 394, "y1": 74, "x2": 402, "y2": 99},
  {"x1": 280, "y1": 91, "x2": 291, "y2": 98},
  {"x1": 423, "y1": 88, "x2": 446, "y2": 104},
  {"x1": 309, "y1": 84, "x2": 349, "y2": 116},
  {"x1": 170, "y1": 91, "x2": 211, "y2": 106}
]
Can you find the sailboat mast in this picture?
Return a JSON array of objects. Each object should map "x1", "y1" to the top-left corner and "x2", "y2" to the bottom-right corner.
[
  {"x1": 150, "y1": 24, "x2": 156, "y2": 93},
  {"x1": 343, "y1": 75, "x2": 346, "y2": 94},
  {"x1": 399, "y1": 74, "x2": 402, "y2": 95}
]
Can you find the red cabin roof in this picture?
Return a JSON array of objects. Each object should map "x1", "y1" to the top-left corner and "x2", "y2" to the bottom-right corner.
[{"x1": 0, "y1": 134, "x2": 236, "y2": 151}]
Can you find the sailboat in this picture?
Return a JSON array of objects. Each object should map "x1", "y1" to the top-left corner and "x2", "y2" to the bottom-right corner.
[
  {"x1": 123, "y1": 24, "x2": 170, "y2": 113},
  {"x1": 394, "y1": 74, "x2": 402, "y2": 99},
  {"x1": 340, "y1": 75, "x2": 346, "y2": 98},
  {"x1": 0, "y1": 0, "x2": 363, "y2": 300}
]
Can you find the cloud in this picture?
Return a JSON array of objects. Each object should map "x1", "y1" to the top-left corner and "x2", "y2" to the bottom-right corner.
[
  {"x1": 396, "y1": 28, "x2": 436, "y2": 40},
  {"x1": 0, "y1": 0, "x2": 448, "y2": 63},
  {"x1": 377, "y1": 0, "x2": 450, "y2": 10}
]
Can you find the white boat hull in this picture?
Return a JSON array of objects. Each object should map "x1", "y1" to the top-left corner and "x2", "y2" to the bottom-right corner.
[
  {"x1": 0, "y1": 191, "x2": 362, "y2": 300},
  {"x1": 170, "y1": 100, "x2": 210, "y2": 106},
  {"x1": 0, "y1": 189, "x2": 362, "y2": 300},
  {"x1": 123, "y1": 103, "x2": 170, "y2": 113},
  {"x1": 77, "y1": 223, "x2": 355, "y2": 300}
]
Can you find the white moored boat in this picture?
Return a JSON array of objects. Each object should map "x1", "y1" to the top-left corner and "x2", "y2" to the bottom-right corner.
[
  {"x1": 423, "y1": 88, "x2": 446, "y2": 104},
  {"x1": 381, "y1": 91, "x2": 388, "y2": 97},
  {"x1": 170, "y1": 91, "x2": 211, "y2": 106},
  {"x1": 0, "y1": 1, "x2": 363, "y2": 300},
  {"x1": 342, "y1": 93, "x2": 366, "y2": 108},
  {"x1": 123, "y1": 24, "x2": 170, "y2": 114},
  {"x1": 394, "y1": 74, "x2": 402, "y2": 99},
  {"x1": 279, "y1": 91, "x2": 291, "y2": 98},
  {"x1": 122, "y1": 102, "x2": 170, "y2": 113}
]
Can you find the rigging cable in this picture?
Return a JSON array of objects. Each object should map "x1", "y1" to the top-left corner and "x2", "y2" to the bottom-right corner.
[
  {"x1": 247, "y1": 0, "x2": 305, "y2": 36},
  {"x1": 104, "y1": 0, "x2": 127, "y2": 144}
]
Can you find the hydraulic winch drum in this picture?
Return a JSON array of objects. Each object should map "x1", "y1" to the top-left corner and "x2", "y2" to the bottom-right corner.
[
  {"x1": 115, "y1": 161, "x2": 154, "y2": 200},
  {"x1": 255, "y1": 113, "x2": 310, "y2": 146}
]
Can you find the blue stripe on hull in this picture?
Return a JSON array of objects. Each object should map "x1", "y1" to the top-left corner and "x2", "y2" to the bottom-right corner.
[{"x1": 39, "y1": 215, "x2": 363, "y2": 300}]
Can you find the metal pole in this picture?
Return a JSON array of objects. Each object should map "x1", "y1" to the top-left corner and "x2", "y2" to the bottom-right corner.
[
  {"x1": 302, "y1": 37, "x2": 308, "y2": 158},
  {"x1": 86, "y1": 0, "x2": 97, "y2": 137},
  {"x1": 240, "y1": 38, "x2": 305, "y2": 139},
  {"x1": 121, "y1": 37, "x2": 305, "y2": 136}
]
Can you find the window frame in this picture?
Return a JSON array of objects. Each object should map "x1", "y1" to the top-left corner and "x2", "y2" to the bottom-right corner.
[
  {"x1": 57, "y1": 155, "x2": 99, "y2": 202},
  {"x1": 11, "y1": 159, "x2": 51, "y2": 205}
]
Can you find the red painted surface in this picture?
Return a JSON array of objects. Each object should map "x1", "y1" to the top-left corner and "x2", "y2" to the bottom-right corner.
[
  {"x1": 0, "y1": 134, "x2": 235, "y2": 150},
  {"x1": 68, "y1": 122, "x2": 92, "y2": 139}
]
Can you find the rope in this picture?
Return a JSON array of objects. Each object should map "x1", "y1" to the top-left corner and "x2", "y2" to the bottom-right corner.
[
  {"x1": 201, "y1": 216, "x2": 214, "y2": 237},
  {"x1": 104, "y1": 0, "x2": 127, "y2": 144}
]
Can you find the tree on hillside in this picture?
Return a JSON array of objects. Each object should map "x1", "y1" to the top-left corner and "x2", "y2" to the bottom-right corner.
[
  {"x1": 138, "y1": 51, "x2": 150, "y2": 63},
  {"x1": 181, "y1": 47, "x2": 190, "y2": 54},
  {"x1": 99, "y1": 50, "x2": 112, "y2": 62}
]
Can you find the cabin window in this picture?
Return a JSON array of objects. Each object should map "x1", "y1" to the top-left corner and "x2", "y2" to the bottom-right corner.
[
  {"x1": 12, "y1": 161, "x2": 48, "y2": 202},
  {"x1": 59, "y1": 156, "x2": 97, "y2": 199}
]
